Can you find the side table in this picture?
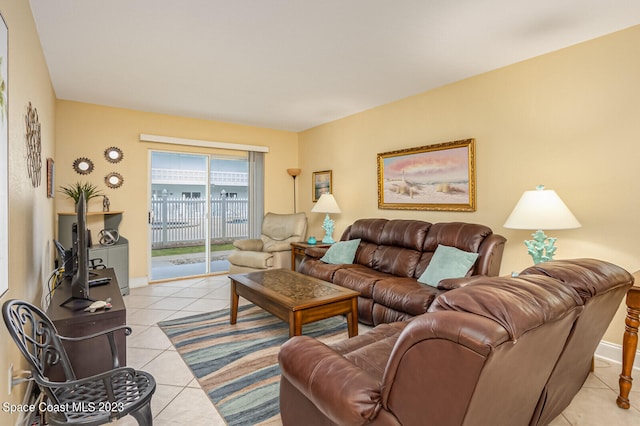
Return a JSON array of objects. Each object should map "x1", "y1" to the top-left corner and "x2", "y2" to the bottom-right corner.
[
  {"x1": 617, "y1": 272, "x2": 640, "y2": 409},
  {"x1": 290, "y1": 241, "x2": 332, "y2": 271}
]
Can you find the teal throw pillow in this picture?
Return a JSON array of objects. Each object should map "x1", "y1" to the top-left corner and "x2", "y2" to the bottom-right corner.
[
  {"x1": 418, "y1": 244, "x2": 479, "y2": 287},
  {"x1": 320, "y1": 239, "x2": 361, "y2": 265}
]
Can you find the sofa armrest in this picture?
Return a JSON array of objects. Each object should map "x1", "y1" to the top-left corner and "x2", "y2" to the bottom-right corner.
[
  {"x1": 437, "y1": 275, "x2": 488, "y2": 290},
  {"x1": 233, "y1": 238, "x2": 263, "y2": 251},
  {"x1": 304, "y1": 246, "x2": 330, "y2": 259},
  {"x1": 263, "y1": 241, "x2": 294, "y2": 252},
  {"x1": 379, "y1": 311, "x2": 508, "y2": 424},
  {"x1": 279, "y1": 336, "x2": 382, "y2": 425},
  {"x1": 476, "y1": 233, "x2": 506, "y2": 276}
]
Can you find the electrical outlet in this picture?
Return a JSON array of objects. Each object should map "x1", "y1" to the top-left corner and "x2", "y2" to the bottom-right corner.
[{"x1": 7, "y1": 363, "x2": 13, "y2": 395}]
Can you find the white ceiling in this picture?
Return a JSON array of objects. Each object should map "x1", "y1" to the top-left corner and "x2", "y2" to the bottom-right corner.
[{"x1": 29, "y1": 0, "x2": 640, "y2": 132}]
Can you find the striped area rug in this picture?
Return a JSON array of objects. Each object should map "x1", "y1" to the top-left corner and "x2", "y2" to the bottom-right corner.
[{"x1": 158, "y1": 304, "x2": 348, "y2": 425}]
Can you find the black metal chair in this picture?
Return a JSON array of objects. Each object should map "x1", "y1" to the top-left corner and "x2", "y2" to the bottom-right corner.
[{"x1": 3, "y1": 299, "x2": 156, "y2": 425}]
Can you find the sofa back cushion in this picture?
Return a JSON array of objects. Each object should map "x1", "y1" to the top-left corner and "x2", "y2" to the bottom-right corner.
[
  {"x1": 415, "y1": 222, "x2": 493, "y2": 278},
  {"x1": 369, "y1": 220, "x2": 431, "y2": 277},
  {"x1": 342, "y1": 219, "x2": 387, "y2": 267},
  {"x1": 428, "y1": 274, "x2": 583, "y2": 340},
  {"x1": 343, "y1": 219, "x2": 496, "y2": 278}
]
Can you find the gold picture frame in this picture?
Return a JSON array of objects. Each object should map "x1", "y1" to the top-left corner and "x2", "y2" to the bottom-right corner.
[
  {"x1": 312, "y1": 170, "x2": 332, "y2": 202},
  {"x1": 377, "y1": 139, "x2": 476, "y2": 211}
]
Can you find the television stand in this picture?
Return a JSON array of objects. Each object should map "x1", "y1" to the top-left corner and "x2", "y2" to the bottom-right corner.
[
  {"x1": 46, "y1": 268, "x2": 126, "y2": 380},
  {"x1": 59, "y1": 294, "x2": 97, "y2": 310}
]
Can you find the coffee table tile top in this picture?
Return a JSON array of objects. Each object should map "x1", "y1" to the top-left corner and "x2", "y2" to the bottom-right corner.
[{"x1": 240, "y1": 269, "x2": 346, "y2": 302}]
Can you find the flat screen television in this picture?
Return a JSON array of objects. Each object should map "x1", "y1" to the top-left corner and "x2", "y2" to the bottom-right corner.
[{"x1": 61, "y1": 192, "x2": 92, "y2": 308}]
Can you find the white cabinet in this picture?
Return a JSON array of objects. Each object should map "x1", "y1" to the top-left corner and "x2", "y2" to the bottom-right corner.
[{"x1": 90, "y1": 242, "x2": 129, "y2": 295}]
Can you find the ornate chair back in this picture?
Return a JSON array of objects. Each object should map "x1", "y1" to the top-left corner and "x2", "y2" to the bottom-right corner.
[{"x1": 3, "y1": 299, "x2": 77, "y2": 382}]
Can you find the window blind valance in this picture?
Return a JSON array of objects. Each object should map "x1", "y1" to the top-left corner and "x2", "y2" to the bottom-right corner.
[{"x1": 140, "y1": 134, "x2": 269, "y2": 153}]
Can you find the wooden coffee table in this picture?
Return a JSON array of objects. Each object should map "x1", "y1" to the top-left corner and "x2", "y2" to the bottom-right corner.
[{"x1": 229, "y1": 268, "x2": 359, "y2": 338}]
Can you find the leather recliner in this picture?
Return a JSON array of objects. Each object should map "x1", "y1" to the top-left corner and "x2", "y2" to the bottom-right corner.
[
  {"x1": 521, "y1": 259, "x2": 633, "y2": 425},
  {"x1": 228, "y1": 212, "x2": 307, "y2": 274},
  {"x1": 278, "y1": 259, "x2": 633, "y2": 426}
]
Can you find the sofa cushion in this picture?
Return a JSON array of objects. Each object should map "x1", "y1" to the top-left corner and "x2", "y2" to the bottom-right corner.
[
  {"x1": 423, "y1": 222, "x2": 492, "y2": 252},
  {"x1": 373, "y1": 277, "x2": 442, "y2": 316},
  {"x1": 331, "y1": 322, "x2": 407, "y2": 378},
  {"x1": 333, "y1": 267, "x2": 393, "y2": 298},
  {"x1": 321, "y1": 239, "x2": 361, "y2": 264},
  {"x1": 418, "y1": 222, "x2": 491, "y2": 275},
  {"x1": 226, "y1": 250, "x2": 273, "y2": 269},
  {"x1": 519, "y1": 258, "x2": 634, "y2": 302},
  {"x1": 428, "y1": 275, "x2": 583, "y2": 340},
  {"x1": 418, "y1": 245, "x2": 479, "y2": 287},
  {"x1": 372, "y1": 246, "x2": 423, "y2": 278},
  {"x1": 344, "y1": 219, "x2": 388, "y2": 245},
  {"x1": 233, "y1": 238, "x2": 263, "y2": 251},
  {"x1": 378, "y1": 220, "x2": 431, "y2": 251},
  {"x1": 298, "y1": 258, "x2": 351, "y2": 282},
  {"x1": 261, "y1": 211, "x2": 307, "y2": 240}
]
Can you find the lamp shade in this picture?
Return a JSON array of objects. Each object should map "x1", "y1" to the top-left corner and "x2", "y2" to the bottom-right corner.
[
  {"x1": 287, "y1": 168, "x2": 301, "y2": 177},
  {"x1": 311, "y1": 193, "x2": 341, "y2": 214},
  {"x1": 504, "y1": 186, "x2": 581, "y2": 230}
]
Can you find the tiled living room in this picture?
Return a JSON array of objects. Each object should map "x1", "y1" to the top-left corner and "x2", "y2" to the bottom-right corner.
[
  {"x1": 115, "y1": 275, "x2": 639, "y2": 425},
  {"x1": 3, "y1": 1, "x2": 640, "y2": 425}
]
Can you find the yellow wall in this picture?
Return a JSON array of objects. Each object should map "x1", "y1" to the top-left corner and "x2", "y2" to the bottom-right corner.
[
  {"x1": 55, "y1": 101, "x2": 299, "y2": 279},
  {"x1": 299, "y1": 25, "x2": 640, "y2": 345},
  {"x1": 1, "y1": 3, "x2": 638, "y2": 417},
  {"x1": 0, "y1": 0, "x2": 57, "y2": 421}
]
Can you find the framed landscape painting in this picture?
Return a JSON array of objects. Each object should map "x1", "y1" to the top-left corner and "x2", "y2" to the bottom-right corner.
[
  {"x1": 377, "y1": 139, "x2": 476, "y2": 211},
  {"x1": 312, "y1": 170, "x2": 332, "y2": 202}
]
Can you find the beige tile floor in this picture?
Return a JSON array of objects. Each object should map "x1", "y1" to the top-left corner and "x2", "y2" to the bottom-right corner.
[{"x1": 114, "y1": 274, "x2": 640, "y2": 425}]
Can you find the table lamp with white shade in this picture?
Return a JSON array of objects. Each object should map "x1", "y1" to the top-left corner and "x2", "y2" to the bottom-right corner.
[
  {"x1": 311, "y1": 193, "x2": 341, "y2": 244},
  {"x1": 504, "y1": 185, "x2": 581, "y2": 264}
]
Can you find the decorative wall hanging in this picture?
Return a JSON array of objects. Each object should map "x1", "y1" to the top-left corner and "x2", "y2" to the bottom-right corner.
[
  {"x1": 46, "y1": 158, "x2": 55, "y2": 198},
  {"x1": 73, "y1": 157, "x2": 94, "y2": 175},
  {"x1": 312, "y1": 170, "x2": 332, "y2": 202},
  {"x1": 105, "y1": 172, "x2": 124, "y2": 189},
  {"x1": 377, "y1": 138, "x2": 476, "y2": 212},
  {"x1": 25, "y1": 102, "x2": 42, "y2": 188},
  {"x1": 104, "y1": 146, "x2": 123, "y2": 163},
  {"x1": 0, "y1": 11, "x2": 8, "y2": 297}
]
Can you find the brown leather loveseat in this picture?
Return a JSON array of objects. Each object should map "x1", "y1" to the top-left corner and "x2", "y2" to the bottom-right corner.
[
  {"x1": 299, "y1": 218, "x2": 506, "y2": 325},
  {"x1": 279, "y1": 258, "x2": 633, "y2": 426}
]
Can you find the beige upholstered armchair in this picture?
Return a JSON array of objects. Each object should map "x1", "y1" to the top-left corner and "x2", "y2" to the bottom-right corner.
[{"x1": 228, "y1": 212, "x2": 307, "y2": 274}]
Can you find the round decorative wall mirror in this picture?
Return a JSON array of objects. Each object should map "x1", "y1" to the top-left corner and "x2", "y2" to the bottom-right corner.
[
  {"x1": 73, "y1": 157, "x2": 94, "y2": 175},
  {"x1": 105, "y1": 172, "x2": 124, "y2": 189},
  {"x1": 104, "y1": 147, "x2": 124, "y2": 163}
]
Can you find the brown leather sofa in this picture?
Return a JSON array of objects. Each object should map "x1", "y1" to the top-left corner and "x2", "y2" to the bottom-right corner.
[
  {"x1": 279, "y1": 258, "x2": 633, "y2": 426},
  {"x1": 299, "y1": 218, "x2": 506, "y2": 325}
]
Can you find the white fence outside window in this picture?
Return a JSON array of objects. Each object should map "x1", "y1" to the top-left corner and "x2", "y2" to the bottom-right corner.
[{"x1": 151, "y1": 196, "x2": 248, "y2": 248}]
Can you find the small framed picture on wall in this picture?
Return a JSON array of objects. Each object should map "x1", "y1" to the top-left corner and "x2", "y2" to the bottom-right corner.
[{"x1": 312, "y1": 170, "x2": 332, "y2": 202}]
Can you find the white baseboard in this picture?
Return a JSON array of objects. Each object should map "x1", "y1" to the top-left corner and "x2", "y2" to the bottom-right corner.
[
  {"x1": 129, "y1": 276, "x2": 149, "y2": 288},
  {"x1": 596, "y1": 341, "x2": 640, "y2": 372}
]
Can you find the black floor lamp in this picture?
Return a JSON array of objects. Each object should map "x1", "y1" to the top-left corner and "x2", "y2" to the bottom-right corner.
[{"x1": 287, "y1": 168, "x2": 301, "y2": 213}]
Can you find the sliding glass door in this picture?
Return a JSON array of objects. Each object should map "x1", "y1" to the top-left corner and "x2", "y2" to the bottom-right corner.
[{"x1": 149, "y1": 151, "x2": 250, "y2": 281}]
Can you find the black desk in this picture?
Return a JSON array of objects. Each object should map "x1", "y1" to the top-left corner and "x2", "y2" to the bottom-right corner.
[{"x1": 46, "y1": 268, "x2": 127, "y2": 380}]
